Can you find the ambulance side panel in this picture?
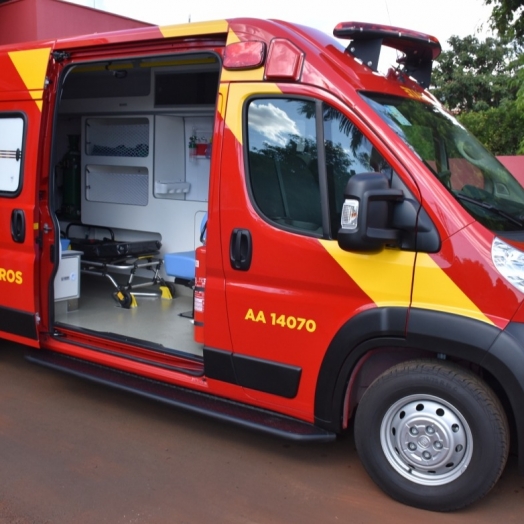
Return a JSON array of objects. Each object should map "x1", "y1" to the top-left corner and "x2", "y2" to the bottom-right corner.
[{"x1": 0, "y1": 45, "x2": 52, "y2": 346}]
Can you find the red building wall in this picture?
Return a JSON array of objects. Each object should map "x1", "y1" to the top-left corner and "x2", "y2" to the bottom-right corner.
[
  {"x1": 498, "y1": 156, "x2": 524, "y2": 186},
  {"x1": 0, "y1": 0, "x2": 152, "y2": 46}
]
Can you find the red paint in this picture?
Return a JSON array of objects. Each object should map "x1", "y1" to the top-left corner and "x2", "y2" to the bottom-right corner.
[
  {"x1": 498, "y1": 156, "x2": 524, "y2": 186},
  {"x1": 0, "y1": 15, "x2": 523, "y2": 475}
]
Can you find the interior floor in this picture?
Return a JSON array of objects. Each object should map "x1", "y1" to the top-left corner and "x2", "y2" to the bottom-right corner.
[{"x1": 54, "y1": 272, "x2": 202, "y2": 357}]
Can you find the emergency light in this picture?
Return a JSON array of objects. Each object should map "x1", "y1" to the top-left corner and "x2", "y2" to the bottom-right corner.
[
  {"x1": 333, "y1": 21, "x2": 441, "y2": 87},
  {"x1": 223, "y1": 41, "x2": 266, "y2": 70},
  {"x1": 223, "y1": 38, "x2": 304, "y2": 81}
]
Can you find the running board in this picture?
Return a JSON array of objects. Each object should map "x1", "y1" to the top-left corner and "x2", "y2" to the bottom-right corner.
[{"x1": 25, "y1": 350, "x2": 336, "y2": 443}]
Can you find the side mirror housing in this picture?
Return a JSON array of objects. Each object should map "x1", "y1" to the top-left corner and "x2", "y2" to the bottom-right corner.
[{"x1": 338, "y1": 172, "x2": 404, "y2": 252}]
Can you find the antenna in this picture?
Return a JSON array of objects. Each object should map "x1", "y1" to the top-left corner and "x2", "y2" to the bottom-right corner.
[
  {"x1": 384, "y1": 0, "x2": 392, "y2": 25},
  {"x1": 384, "y1": 0, "x2": 401, "y2": 65}
]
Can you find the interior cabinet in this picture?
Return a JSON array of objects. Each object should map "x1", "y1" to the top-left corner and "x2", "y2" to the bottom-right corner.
[{"x1": 83, "y1": 116, "x2": 152, "y2": 207}]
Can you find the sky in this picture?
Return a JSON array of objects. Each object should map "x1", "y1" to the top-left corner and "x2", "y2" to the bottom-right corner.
[{"x1": 65, "y1": 0, "x2": 495, "y2": 49}]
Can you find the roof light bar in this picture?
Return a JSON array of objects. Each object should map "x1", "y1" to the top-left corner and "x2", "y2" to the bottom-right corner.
[{"x1": 333, "y1": 21, "x2": 441, "y2": 87}]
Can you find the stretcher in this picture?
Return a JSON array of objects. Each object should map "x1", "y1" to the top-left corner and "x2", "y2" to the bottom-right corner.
[{"x1": 65, "y1": 223, "x2": 173, "y2": 308}]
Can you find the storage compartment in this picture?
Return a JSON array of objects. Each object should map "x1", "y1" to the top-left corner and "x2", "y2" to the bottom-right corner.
[
  {"x1": 85, "y1": 117, "x2": 150, "y2": 157},
  {"x1": 54, "y1": 250, "x2": 81, "y2": 301},
  {"x1": 85, "y1": 165, "x2": 149, "y2": 206}
]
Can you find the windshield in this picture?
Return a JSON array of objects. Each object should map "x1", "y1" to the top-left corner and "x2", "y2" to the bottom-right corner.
[{"x1": 361, "y1": 92, "x2": 524, "y2": 232}]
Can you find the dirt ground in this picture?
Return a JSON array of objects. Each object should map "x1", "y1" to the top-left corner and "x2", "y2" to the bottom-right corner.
[{"x1": 0, "y1": 340, "x2": 522, "y2": 523}]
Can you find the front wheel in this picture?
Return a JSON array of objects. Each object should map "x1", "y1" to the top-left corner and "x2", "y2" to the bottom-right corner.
[{"x1": 354, "y1": 360, "x2": 509, "y2": 511}]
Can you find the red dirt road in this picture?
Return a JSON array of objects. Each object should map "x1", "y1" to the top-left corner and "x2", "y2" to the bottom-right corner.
[{"x1": 0, "y1": 340, "x2": 522, "y2": 523}]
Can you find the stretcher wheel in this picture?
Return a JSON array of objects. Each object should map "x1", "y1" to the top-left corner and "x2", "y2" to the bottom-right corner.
[
  {"x1": 166, "y1": 282, "x2": 176, "y2": 297},
  {"x1": 114, "y1": 291, "x2": 136, "y2": 309}
]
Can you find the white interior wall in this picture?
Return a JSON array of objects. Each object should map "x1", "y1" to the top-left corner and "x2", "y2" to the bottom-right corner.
[
  {"x1": 78, "y1": 114, "x2": 212, "y2": 255},
  {"x1": 58, "y1": 61, "x2": 218, "y2": 257}
]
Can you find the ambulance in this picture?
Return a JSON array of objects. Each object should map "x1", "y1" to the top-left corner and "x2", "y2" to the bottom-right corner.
[{"x1": 1, "y1": 17, "x2": 523, "y2": 511}]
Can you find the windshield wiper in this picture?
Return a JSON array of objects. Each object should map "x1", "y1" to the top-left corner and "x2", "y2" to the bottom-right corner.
[{"x1": 454, "y1": 193, "x2": 524, "y2": 228}]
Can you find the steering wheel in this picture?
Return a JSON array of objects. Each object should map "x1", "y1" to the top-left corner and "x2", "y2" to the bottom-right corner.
[{"x1": 456, "y1": 138, "x2": 485, "y2": 166}]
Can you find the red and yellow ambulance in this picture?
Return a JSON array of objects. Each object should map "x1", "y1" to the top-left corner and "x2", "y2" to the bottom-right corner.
[{"x1": 1, "y1": 17, "x2": 523, "y2": 511}]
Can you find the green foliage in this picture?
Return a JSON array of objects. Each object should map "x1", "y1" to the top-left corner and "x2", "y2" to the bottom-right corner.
[
  {"x1": 485, "y1": 0, "x2": 524, "y2": 39},
  {"x1": 430, "y1": 29, "x2": 524, "y2": 155},
  {"x1": 458, "y1": 100, "x2": 524, "y2": 155},
  {"x1": 431, "y1": 35, "x2": 518, "y2": 112}
]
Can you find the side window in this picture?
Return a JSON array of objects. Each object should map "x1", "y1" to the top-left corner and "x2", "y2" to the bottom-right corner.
[
  {"x1": 0, "y1": 115, "x2": 24, "y2": 194},
  {"x1": 323, "y1": 104, "x2": 394, "y2": 235},
  {"x1": 247, "y1": 98, "x2": 322, "y2": 234}
]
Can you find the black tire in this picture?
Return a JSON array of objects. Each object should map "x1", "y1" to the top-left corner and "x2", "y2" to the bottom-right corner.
[
  {"x1": 166, "y1": 282, "x2": 176, "y2": 297},
  {"x1": 114, "y1": 291, "x2": 133, "y2": 309},
  {"x1": 354, "y1": 359, "x2": 509, "y2": 511}
]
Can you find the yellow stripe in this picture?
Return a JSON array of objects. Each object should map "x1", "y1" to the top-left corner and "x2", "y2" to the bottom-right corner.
[
  {"x1": 8, "y1": 48, "x2": 51, "y2": 111},
  {"x1": 319, "y1": 240, "x2": 415, "y2": 307},
  {"x1": 225, "y1": 83, "x2": 282, "y2": 144},
  {"x1": 226, "y1": 29, "x2": 241, "y2": 45},
  {"x1": 160, "y1": 20, "x2": 228, "y2": 39},
  {"x1": 320, "y1": 242, "x2": 493, "y2": 324},
  {"x1": 220, "y1": 66, "x2": 264, "y2": 83},
  {"x1": 413, "y1": 253, "x2": 493, "y2": 324}
]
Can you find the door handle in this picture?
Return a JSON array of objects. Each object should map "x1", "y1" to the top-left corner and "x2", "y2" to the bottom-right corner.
[
  {"x1": 11, "y1": 209, "x2": 25, "y2": 243},
  {"x1": 230, "y1": 228, "x2": 252, "y2": 271}
]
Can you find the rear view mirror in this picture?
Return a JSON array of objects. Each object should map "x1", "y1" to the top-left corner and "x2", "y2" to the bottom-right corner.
[{"x1": 338, "y1": 172, "x2": 403, "y2": 252}]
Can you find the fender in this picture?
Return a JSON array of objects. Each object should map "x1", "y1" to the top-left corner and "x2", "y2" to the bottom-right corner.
[
  {"x1": 314, "y1": 307, "x2": 408, "y2": 430},
  {"x1": 482, "y1": 322, "x2": 524, "y2": 474},
  {"x1": 314, "y1": 308, "x2": 523, "y2": 455}
]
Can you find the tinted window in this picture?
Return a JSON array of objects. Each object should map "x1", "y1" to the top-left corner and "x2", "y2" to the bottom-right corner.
[
  {"x1": 247, "y1": 99, "x2": 394, "y2": 238},
  {"x1": 362, "y1": 92, "x2": 524, "y2": 232},
  {"x1": 247, "y1": 99, "x2": 322, "y2": 234},
  {"x1": 323, "y1": 105, "x2": 393, "y2": 235},
  {"x1": 155, "y1": 71, "x2": 219, "y2": 106}
]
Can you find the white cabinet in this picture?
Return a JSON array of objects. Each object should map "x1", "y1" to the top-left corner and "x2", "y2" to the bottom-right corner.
[
  {"x1": 83, "y1": 116, "x2": 152, "y2": 207},
  {"x1": 54, "y1": 251, "x2": 81, "y2": 301}
]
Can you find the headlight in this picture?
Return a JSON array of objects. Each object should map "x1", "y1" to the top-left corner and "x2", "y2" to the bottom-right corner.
[{"x1": 492, "y1": 237, "x2": 524, "y2": 293}]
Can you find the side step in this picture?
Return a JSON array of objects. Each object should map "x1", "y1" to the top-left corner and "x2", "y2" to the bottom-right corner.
[{"x1": 25, "y1": 350, "x2": 336, "y2": 443}]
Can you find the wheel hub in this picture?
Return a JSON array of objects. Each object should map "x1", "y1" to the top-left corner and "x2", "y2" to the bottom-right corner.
[{"x1": 380, "y1": 395, "x2": 473, "y2": 486}]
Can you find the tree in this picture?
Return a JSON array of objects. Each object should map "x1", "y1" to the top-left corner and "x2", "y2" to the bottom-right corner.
[
  {"x1": 430, "y1": 33, "x2": 524, "y2": 155},
  {"x1": 459, "y1": 100, "x2": 524, "y2": 154},
  {"x1": 485, "y1": 0, "x2": 524, "y2": 39},
  {"x1": 431, "y1": 35, "x2": 517, "y2": 112}
]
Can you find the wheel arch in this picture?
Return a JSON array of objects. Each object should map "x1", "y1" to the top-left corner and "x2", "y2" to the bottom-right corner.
[{"x1": 314, "y1": 308, "x2": 524, "y2": 472}]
